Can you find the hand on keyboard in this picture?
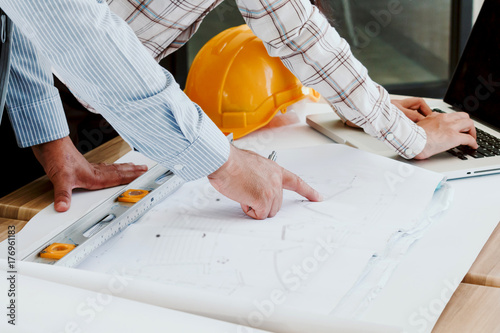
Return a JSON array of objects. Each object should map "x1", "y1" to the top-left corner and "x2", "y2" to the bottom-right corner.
[
  {"x1": 344, "y1": 98, "x2": 433, "y2": 129},
  {"x1": 414, "y1": 112, "x2": 478, "y2": 159},
  {"x1": 391, "y1": 98, "x2": 433, "y2": 122}
]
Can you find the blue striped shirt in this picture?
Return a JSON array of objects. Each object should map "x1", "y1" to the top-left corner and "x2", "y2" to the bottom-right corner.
[{"x1": 0, "y1": 0, "x2": 230, "y2": 181}]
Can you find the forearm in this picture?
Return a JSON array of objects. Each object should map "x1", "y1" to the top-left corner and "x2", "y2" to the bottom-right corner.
[
  {"x1": 0, "y1": 0, "x2": 229, "y2": 180},
  {"x1": 236, "y1": 0, "x2": 426, "y2": 158}
]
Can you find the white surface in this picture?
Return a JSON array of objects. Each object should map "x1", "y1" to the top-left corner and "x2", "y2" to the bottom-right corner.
[
  {"x1": 1, "y1": 260, "x2": 399, "y2": 333},
  {"x1": 362, "y1": 175, "x2": 500, "y2": 332},
  {"x1": 0, "y1": 261, "x2": 271, "y2": 333}
]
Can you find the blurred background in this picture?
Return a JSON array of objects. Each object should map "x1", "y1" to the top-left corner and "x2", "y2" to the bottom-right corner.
[{"x1": 172, "y1": 0, "x2": 478, "y2": 98}]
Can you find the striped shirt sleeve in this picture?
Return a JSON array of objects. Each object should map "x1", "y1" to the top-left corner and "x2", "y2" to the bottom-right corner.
[
  {"x1": 6, "y1": 25, "x2": 69, "y2": 148},
  {"x1": 0, "y1": 0, "x2": 230, "y2": 181},
  {"x1": 236, "y1": 0, "x2": 427, "y2": 158}
]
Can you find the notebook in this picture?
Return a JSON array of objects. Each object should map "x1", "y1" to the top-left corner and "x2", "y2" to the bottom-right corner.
[{"x1": 306, "y1": 0, "x2": 500, "y2": 180}]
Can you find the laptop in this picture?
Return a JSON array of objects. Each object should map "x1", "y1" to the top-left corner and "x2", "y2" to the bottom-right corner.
[{"x1": 306, "y1": 0, "x2": 500, "y2": 180}]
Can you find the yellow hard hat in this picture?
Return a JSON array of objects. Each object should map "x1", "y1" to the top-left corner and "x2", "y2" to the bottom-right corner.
[{"x1": 185, "y1": 24, "x2": 320, "y2": 139}]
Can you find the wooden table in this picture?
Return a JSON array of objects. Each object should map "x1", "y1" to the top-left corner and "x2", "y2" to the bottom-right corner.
[
  {"x1": 463, "y1": 222, "x2": 500, "y2": 288},
  {"x1": 433, "y1": 283, "x2": 500, "y2": 332},
  {"x1": 0, "y1": 136, "x2": 131, "y2": 223},
  {"x1": 1, "y1": 135, "x2": 500, "y2": 332},
  {"x1": 0, "y1": 217, "x2": 26, "y2": 241}
]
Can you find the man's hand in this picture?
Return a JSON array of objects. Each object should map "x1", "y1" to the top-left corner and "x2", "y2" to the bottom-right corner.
[
  {"x1": 32, "y1": 136, "x2": 148, "y2": 212},
  {"x1": 344, "y1": 98, "x2": 433, "y2": 128},
  {"x1": 415, "y1": 112, "x2": 478, "y2": 159},
  {"x1": 208, "y1": 145, "x2": 322, "y2": 220},
  {"x1": 391, "y1": 98, "x2": 433, "y2": 122}
]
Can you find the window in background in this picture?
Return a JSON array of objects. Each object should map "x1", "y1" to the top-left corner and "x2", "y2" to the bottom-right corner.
[
  {"x1": 331, "y1": 0, "x2": 451, "y2": 97},
  {"x1": 172, "y1": 0, "x2": 472, "y2": 98}
]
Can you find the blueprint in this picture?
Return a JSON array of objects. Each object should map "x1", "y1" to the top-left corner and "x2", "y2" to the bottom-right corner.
[{"x1": 77, "y1": 144, "x2": 445, "y2": 317}]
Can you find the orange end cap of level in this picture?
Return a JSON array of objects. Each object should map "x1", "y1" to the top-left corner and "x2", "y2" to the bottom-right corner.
[
  {"x1": 117, "y1": 189, "x2": 149, "y2": 203},
  {"x1": 39, "y1": 243, "x2": 77, "y2": 260}
]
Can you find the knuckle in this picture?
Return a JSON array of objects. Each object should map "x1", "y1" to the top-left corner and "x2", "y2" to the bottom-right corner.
[
  {"x1": 52, "y1": 170, "x2": 74, "y2": 186},
  {"x1": 295, "y1": 176, "x2": 305, "y2": 189},
  {"x1": 54, "y1": 189, "x2": 71, "y2": 200},
  {"x1": 256, "y1": 210, "x2": 268, "y2": 220},
  {"x1": 111, "y1": 164, "x2": 125, "y2": 183},
  {"x1": 262, "y1": 188, "x2": 275, "y2": 202}
]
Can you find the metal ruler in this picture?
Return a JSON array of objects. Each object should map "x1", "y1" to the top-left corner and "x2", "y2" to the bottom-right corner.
[{"x1": 21, "y1": 164, "x2": 184, "y2": 268}]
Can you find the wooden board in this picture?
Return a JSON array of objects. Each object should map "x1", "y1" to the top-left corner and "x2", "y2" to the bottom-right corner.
[
  {"x1": 463, "y1": 222, "x2": 500, "y2": 288},
  {"x1": 0, "y1": 136, "x2": 131, "y2": 221},
  {"x1": 433, "y1": 283, "x2": 500, "y2": 332},
  {"x1": 0, "y1": 218, "x2": 28, "y2": 242}
]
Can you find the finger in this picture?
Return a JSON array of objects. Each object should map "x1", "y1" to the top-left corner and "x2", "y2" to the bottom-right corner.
[
  {"x1": 447, "y1": 111, "x2": 472, "y2": 120},
  {"x1": 241, "y1": 204, "x2": 253, "y2": 216},
  {"x1": 404, "y1": 110, "x2": 425, "y2": 123},
  {"x1": 413, "y1": 113, "x2": 426, "y2": 122},
  {"x1": 240, "y1": 198, "x2": 270, "y2": 220},
  {"x1": 448, "y1": 118, "x2": 477, "y2": 148},
  {"x1": 53, "y1": 180, "x2": 73, "y2": 212},
  {"x1": 114, "y1": 162, "x2": 148, "y2": 174},
  {"x1": 458, "y1": 133, "x2": 479, "y2": 149},
  {"x1": 401, "y1": 98, "x2": 433, "y2": 116},
  {"x1": 268, "y1": 192, "x2": 283, "y2": 218},
  {"x1": 282, "y1": 169, "x2": 323, "y2": 202},
  {"x1": 414, "y1": 98, "x2": 433, "y2": 116},
  {"x1": 463, "y1": 122, "x2": 477, "y2": 140},
  {"x1": 453, "y1": 118, "x2": 476, "y2": 136},
  {"x1": 88, "y1": 163, "x2": 147, "y2": 190},
  {"x1": 242, "y1": 203, "x2": 267, "y2": 220}
]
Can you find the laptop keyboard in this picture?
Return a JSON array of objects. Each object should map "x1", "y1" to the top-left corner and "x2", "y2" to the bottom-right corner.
[{"x1": 433, "y1": 108, "x2": 500, "y2": 159}]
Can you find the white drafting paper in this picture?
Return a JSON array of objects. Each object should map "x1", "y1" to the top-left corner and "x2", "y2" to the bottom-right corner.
[
  {"x1": 79, "y1": 224, "x2": 375, "y2": 314},
  {"x1": 0, "y1": 262, "x2": 272, "y2": 333},
  {"x1": 360, "y1": 174, "x2": 500, "y2": 333},
  {"x1": 75, "y1": 144, "x2": 444, "y2": 329},
  {"x1": 0, "y1": 151, "x2": 157, "y2": 260},
  {"x1": 2, "y1": 260, "x2": 401, "y2": 333}
]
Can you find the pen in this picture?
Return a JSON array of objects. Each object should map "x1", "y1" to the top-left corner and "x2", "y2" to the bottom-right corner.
[{"x1": 268, "y1": 151, "x2": 277, "y2": 162}]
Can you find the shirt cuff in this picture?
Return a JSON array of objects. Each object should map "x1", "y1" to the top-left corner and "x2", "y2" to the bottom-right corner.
[
  {"x1": 7, "y1": 94, "x2": 69, "y2": 147},
  {"x1": 380, "y1": 105, "x2": 427, "y2": 159},
  {"x1": 161, "y1": 113, "x2": 230, "y2": 181}
]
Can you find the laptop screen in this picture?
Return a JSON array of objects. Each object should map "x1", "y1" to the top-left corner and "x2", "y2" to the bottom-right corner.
[{"x1": 444, "y1": 0, "x2": 500, "y2": 129}]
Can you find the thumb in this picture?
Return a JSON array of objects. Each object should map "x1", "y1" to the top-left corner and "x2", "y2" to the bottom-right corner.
[{"x1": 53, "y1": 179, "x2": 73, "y2": 212}]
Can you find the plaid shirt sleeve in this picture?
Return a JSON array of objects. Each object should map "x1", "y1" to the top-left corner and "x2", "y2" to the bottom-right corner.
[{"x1": 236, "y1": 0, "x2": 427, "y2": 158}]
